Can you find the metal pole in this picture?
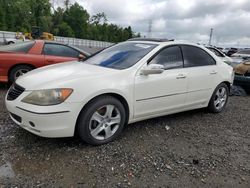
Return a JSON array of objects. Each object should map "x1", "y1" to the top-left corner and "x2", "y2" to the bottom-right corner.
[
  {"x1": 148, "y1": 20, "x2": 152, "y2": 38},
  {"x1": 209, "y1": 28, "x2": 213, "y2": 46}
]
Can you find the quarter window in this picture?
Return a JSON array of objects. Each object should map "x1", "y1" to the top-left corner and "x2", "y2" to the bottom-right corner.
[
  {"x1": 181, "y1": 45, "x2": 216, "y2": 67},
  {"x1": 43, "y1": 43, "x2": 79, "y2": 58},
  {"x1": 150, "y1": 46, "x2": 183, "y2": 69},
  {"x1": 208, "y1": 47, "x2": 224, "y2": 57}
]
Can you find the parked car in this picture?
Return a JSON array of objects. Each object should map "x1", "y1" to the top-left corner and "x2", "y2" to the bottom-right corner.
[
  {"x1": 5, "y1": 39, "x2": 234, "y2": 145},
  {"x1": 231, "y1": 49, "x2": 250, "y2": 59},
  {"x1": 226, "y1": 48, "x2": 238, "y2": 57},
  {"x1": 206, "y1": 46, "x2": 233, "y2": 65},
  {"x1": 0, "y1": 40, "x2": 90, "y2": 83},
  {"x1": 230, "y1": 49, "x2": 250, "y2": 67},
  {"x1": 234, "y1": 61, "x2": 250, "y2": 93}
]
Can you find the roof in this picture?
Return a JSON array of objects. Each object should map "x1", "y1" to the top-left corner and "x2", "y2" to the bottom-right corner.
[{"x1": 127, "y1": 38, "x2": 174, "y2": 42}]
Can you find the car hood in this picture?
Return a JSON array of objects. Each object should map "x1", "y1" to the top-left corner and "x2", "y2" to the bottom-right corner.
[{"x1": 16, "y1": 61, "x2": 118, "y2": 90}]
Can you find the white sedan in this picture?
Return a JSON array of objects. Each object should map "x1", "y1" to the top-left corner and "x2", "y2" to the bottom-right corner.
[
  {"x1": 206, "y1": 46, "x2": 234, "y2": 66},
  {"x1": 5, "y1": 39, "x2": 234, "y2": 145}
]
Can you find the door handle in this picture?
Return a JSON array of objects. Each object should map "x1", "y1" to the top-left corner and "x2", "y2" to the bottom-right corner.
[
  {"x1": 210, "y1": 70, "x2": 217, "y2": 75},
  {"x1": 176, "y1": 74, "x2": 187, "y2": 79}
]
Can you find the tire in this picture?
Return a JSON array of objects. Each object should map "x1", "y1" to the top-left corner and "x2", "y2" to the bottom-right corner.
[
  {"x1": 9, "y1": 65, "x2": 33, "y2": 84},
  {"x1": 77, "y1": 96, "x2": 126, "y2": 145},
  {"x1": 208, "y1": 83, "x2": 229, "y2": 113}
]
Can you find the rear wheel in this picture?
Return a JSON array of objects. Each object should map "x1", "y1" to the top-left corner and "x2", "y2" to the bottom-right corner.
[
  {"x1": 208, "y1": 83, "x2": 229, "y2": 113},
  {"x1": 9, "y1": 65, "x2": 33, "y2": 83},
  {"x1": 77, "y1": 96, "x2": 126, "y2": 145}
]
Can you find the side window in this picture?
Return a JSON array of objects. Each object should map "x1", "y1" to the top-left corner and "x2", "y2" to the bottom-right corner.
[
  {"x1": 43, "y1": 43, "x2": 80, "y2": 58},
  {"x1": 209, "y1": 48, "x2": 223, "y2": 57},
  {"x1": 182, "y1": 45, "x2": 216, "y2": 67},
  {"x1": 150, "y1": 46, "x2": 183, "y2": 69}
]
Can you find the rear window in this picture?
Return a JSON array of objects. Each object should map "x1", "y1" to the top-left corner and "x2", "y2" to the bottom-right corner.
[{"x1": 0, "y1": 41, "x2": 35, "y2": 53}]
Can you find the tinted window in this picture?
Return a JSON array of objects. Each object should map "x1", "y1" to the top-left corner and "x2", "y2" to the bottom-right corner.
[
  {"x1": 43, "y1": 43, "x2": 79, "y2": 57},
  {"x1": 84, "y1": 42, "x2": 157, "y2": 70},
  {"x1": 150, "y1": 46, "x2": 183, "y2": 69},
  {"x1": 181, "y1": 45, "x2": 216, "y2": 67},
  {"x1": 208, "y1": 47, "x2": 223, "y2": 57},
  {"x1": 0, "y1": 41, "x2": 35, "y2": 53}
]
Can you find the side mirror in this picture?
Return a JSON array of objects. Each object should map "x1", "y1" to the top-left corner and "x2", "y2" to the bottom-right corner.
[
  {"x1": 141, "y1": 64, "x2": 164, "y2": 75},
  {"x1": 78, "y1": 54, "x2": 85, "y2": 60}
]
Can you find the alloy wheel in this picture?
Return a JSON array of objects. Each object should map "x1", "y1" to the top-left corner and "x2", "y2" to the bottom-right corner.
[
  {"x1": 89, "y1": 105, "x2": 121, "y2": 140},
  {"x1": 214, "y1": 87, "x2": 227, "y2": 110},
  {"x1": 14, "y1": 69, "x2": 29, "y2": 80}
]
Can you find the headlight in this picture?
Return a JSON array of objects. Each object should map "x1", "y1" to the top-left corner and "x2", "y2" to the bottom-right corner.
[{"x1": 22, "y1": 89, "x2": 73, "y2": 106}]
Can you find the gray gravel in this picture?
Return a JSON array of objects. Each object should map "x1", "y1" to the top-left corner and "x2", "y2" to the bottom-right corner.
[{"x1": 0, "y1": 85, "x2": 250, "y2": 187}]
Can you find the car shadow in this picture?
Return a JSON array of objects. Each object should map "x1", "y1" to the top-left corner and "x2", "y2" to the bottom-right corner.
[{"x1": 9, "y1": 107, "x2": 208, "y2": 149}]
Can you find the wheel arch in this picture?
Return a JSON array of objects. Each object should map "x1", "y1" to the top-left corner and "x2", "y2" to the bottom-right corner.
[
  {"x1": 8, "y1": 63, "x2": 36, "y2": 80},
  {"x1": 221, "y1": 81, "x2": 231, "y2": 91},
  {"x1": 75, "y1": 92, "x2": 130, "y2": 135}
]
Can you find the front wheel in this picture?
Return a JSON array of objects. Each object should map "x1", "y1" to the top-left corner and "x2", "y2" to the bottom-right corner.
[
  {"x1": 77, "y1": 96, "x2": 126, "y2": 145},
  {"x1": 208, "y1": 83, "x2": 229, "y2": 113},
  {"x1": 9, "y1": 65, "x2": 33, "y2": 84}
]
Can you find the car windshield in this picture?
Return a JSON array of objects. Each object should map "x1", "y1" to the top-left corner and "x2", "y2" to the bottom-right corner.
[
  {"x1": 0, "y1": 41, "x2": 35, "y2": 53},
  {"x1": 84, "y1": 42, "x2": 157, "y2": 69}
]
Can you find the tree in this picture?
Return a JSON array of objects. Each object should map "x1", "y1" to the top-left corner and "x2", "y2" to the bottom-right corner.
[
  {"x1": 0, "y1": 0, "x2": 138, "y2": 42},
  {"x1": 29, "y1": 0, "x2": 52, "y2": 31},
  {"x1": 63, "y1": 3, "x2": 89, "y2": 38},
  {"x1": 90, "y1": 12, "x2": 107, "y2": 25},
  {"x1": 56, "y1": 22, "x2": 74, "y2": 37},
  {"x1": 0, "y1": 0, "x2": 7, "y2": 30}
]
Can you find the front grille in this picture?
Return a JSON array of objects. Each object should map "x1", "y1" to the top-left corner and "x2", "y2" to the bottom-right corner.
[{"x1": 7, "y1": 84, "x2": 25, "y2": 101}]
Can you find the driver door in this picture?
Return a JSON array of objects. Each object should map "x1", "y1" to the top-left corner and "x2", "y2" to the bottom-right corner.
[
  {"x1": 134, "y1": 46, "x2": 188, "y2": 118},
  {"x1": 43, "y1": 43, "x2": 82, "y2": 65}
]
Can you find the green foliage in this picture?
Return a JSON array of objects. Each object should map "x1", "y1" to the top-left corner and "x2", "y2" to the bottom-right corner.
[
  {"x1": 63, "y1": 3, "x2": 89, "y2": 38},
  {"x1": 55, "y1": 22, "x2": 75, "y2": 37},
  {"x1": 0, "y1": 0, "x2": 139, "y2": 42}
]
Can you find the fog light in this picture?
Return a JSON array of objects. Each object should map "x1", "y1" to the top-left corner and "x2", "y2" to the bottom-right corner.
[{"x1": 29, "y1": 121, "x2": 35, "y2": 127}]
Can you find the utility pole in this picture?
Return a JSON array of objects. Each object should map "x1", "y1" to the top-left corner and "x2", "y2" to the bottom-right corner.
[
  {"x1": 208, "y1": 28, "x2": 213, "y2": 46},
  {"x1": 148, "y1": 19, "x2": 152, "y2": 38}
]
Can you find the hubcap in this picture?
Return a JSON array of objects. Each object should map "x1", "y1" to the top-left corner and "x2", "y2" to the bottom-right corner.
[
  {"x1": 14, "y1": 69, "x2": 29, "y2": 80},
  {"x1": 214, "y1": 87, "x2": 227, "y2": 110},
  {"x1": 89, "y1": 105, "x2": 121, "y2": 140}
]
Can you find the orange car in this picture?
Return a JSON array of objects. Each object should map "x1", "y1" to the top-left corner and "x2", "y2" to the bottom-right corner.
[{"x1": 0, "y1": 40, "x2": 89, "y2": 83}]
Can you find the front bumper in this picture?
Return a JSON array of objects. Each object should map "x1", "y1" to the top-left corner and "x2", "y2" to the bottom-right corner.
[{"x1": 5, "y1": 91, "x2": 84, "y2": 138}]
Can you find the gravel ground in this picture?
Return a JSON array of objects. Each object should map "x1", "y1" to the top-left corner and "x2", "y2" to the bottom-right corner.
[{"x1": 0, "y1": 85, "x2": 249, "y2": 187}]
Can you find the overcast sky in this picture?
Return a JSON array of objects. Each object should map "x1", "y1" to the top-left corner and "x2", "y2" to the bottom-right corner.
[{"x1": 72, "y1": 0, "x2": 250, "y2": 47}]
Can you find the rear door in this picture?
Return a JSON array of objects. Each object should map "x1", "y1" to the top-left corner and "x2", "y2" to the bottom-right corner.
[
  {"x1": 180, "y1": 45, "x2": 219, "y2": 107},
  {"x1": 43, "y1": 43, "x2": 82, "y2": 65}
]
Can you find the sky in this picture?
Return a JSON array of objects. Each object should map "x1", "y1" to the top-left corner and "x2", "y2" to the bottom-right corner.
[{"x1": 60, "y1": 0, "x2": 250, "y2": 47}]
